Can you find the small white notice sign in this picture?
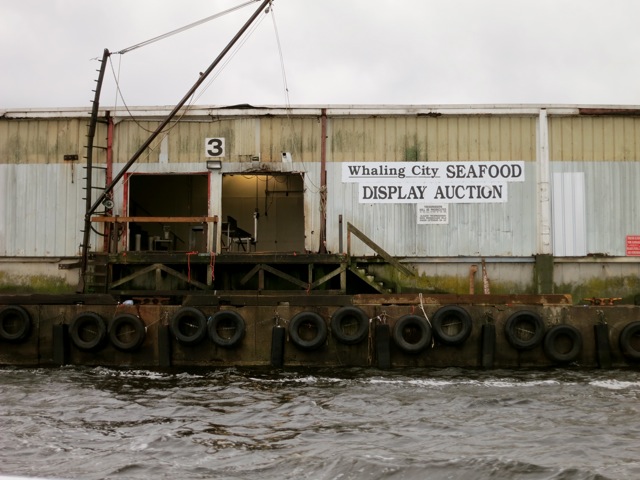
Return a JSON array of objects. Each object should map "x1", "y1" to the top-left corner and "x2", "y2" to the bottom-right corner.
[{"x1": 417, "y1": 204, "x2": 449, "y2": 224}]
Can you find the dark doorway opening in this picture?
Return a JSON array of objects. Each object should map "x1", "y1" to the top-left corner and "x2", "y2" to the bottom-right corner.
[{"x1": 127, "y1": 173, "x2": 208, "y2": 252}]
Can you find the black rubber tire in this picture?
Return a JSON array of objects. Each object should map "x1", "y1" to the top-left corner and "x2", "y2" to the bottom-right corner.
[
  {"x1": 208, "y1": 310, "x2": 245, "y2": 348},
  {"x1": 543, "y1": 324, "x2": 582, "y2": 363},
  {"x1": 619, "y1": 321, "x2": 640, "y2": 361},
  {"x1": 288, "y1": 312, "x2": 327, "y2": 351},
  {"x1": 69, "y1": 312, "x2": 107, "y2": 351},
  {"x1": 432, "y1": 305, "x2": 472, "y2": 346},
  {"x1": 0, "y1": 306, "x2": 32, "y2": 343},
  {"x1": 505, "y1": 310, "x2": 545, "y2": 351},
  {"x1": 109, "y1": 314, "x2": 146, "y2": 352},
  {"x1": 170, "y1": 307, "x2": 208, "y2": 345},
  {"x1": 393, "y1": 314, "x2": 432, "y2": 353},
  {"x1": 330, "y1": 306, "x2": 369, "y2": 345}
]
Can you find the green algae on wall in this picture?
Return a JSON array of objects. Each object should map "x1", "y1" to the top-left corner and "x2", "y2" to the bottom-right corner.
[
  {"x1": 0, "y1": 272, "x2": 75, "y2": 294},
  {"x1": 555, "y1": 275, "x2": 640, "y2": 305}
]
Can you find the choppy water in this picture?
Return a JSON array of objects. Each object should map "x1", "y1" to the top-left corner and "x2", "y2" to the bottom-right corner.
[{"x1": 1, "y1": 367, "x2": 640, "y2": 480}]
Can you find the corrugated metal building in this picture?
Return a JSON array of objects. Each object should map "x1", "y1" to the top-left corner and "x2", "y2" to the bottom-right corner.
[{"x1": 1, "y1": 105, "x2": 639, "y2": 301}]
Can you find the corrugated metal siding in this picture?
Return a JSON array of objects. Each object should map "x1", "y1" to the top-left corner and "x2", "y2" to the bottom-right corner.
[
  {"x1": 113, "y1": 116, "x2": 321, "y2": 164},
  {"x1": 113, "y1": 120, "x2": 160, "y2": 164},
  {"x1": 4, "y1": 109, "x2": 640, "y2": 260},
  {"x1": 0, "y1": 164, "x2": 90, "y2": 256},
  {"x1": 325, "y1": 115, "x2": 538, "y2": 256},
  {"x1": 552, "y1": 172, "x2": 587, "y2": 256},
  {"x1": 259, "y1": 117, "x2": 320, "y2": 163},
  {"x1": 328, "y1": 115, "x2": 537, "y2": 162},
  {"x1": 549, "y1": 116, "x2": 640, "y2": 161},
  {"x1": 0, "y1": 118, "x2": 107, "y2": 257},
  {"x1": 548, "y1": 116, "x2": 640, "y2": 255},
  {"x1": 325, "y1": 163, "x2": 537, "y2": 257},
  {"x1": 552, "y1": 161, "x2": 640, "y2": 256},
  {"x1": 0, "y1": 119, "x2": 105, "y2": 165}
]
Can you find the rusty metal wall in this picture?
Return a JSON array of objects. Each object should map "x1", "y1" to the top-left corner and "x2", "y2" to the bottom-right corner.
[{"x1": 2, "y1": 300, "x2": 639, "y2": 368}]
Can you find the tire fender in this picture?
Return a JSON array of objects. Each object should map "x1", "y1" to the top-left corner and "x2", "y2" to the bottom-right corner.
[
  {"x1": 109, "y1": 314, "x2": 146, "y2": 352},
  {"x1": 69, "y1": 312, "x2": 107, "y2": 351},
  {"x1": 432, "y1": 305, "x2": 472, "y2": 346},
  {"x1": 330, "y1": 306, "x2": 369, "y2": 345},
  {"x1": 0, "y1": 306, "x2": 32, "y2": 344},
  {"x1": 543, "y1": 324, "x2": 582, "y2": 363},
  {"x1": 393, "y1": 314, "x2": 432, "y2": 353},
  {"x1": 619, "y1": 321, "x2": 640, "y2": 361},
  {"x1": 170, "y1": 307, "x2": 208, "y2": 345},
  {"x1": 208, "y1": 310, "x2": 245, "y2": 348},
  {"x1": 288, "y1": 312, "x2": 327, "y2": 351},
  {"x1": 505, "y1": 310, "x2": 545, "y2": 351}
]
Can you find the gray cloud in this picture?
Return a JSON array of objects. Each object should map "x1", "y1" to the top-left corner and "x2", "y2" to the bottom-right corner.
[{"x1": 1, "y1": 0, "x2": 639, "y2": 109}]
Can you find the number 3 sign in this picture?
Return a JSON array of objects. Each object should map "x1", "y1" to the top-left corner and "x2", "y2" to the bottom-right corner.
[{"x1": 205, "y1": 138, "x2": 225, "y2": 157}]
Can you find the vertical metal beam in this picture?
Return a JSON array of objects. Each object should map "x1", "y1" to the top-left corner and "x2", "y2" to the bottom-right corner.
[
  {"x1": 318, "y1": 108, "x2": 328, "y2": 253},
  {"x1": 537, "y1": 108, "x2": 552, "y2": 255},
  {"x1": 338, "y1": 214, "x2": 343, "y2": 253},
  {"x1": 103, "y1": 112, "x2": 115, "y2": 252}
]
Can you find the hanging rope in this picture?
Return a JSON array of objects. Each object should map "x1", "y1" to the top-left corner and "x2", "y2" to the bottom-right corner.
[
  {"x1": 115, "y1": 1, "x2": 259, "y2": 55},
  {"x1": 191, "y1": 6, "x2": 268, "y2": 104},
  {"x1": 108, "y1": 0, "x2": 263, "y2": 132},
  {"x1": 270, "y1": 5, "x2": 291, "y2": 107},
  {"x1": 418, "y1": 293, "x2": 435, "y2": 348},
  {"x1": 186, "y1": 251, "x2": 198, "y2": 283}
]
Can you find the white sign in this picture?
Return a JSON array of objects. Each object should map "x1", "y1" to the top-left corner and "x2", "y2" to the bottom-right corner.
[
  {"x1": 359, "y1": 182, "x2": 508, "y2": 203},
  {"x1": 343, "y1": 161, "x2": 524, "y2": 204},
  {"x1": 418, "y1": 204, "x2": 449, "y2": 224},
  {"x1": 205, "y1": 137, "x2": 225, "y2": 157},
  {"x1": 342, "y1": 161, "x2": 525, "y2": 183}
]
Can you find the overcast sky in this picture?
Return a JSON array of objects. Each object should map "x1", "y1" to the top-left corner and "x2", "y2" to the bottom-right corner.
[{"x1": 2, "y1": 0, "x2": 639, "y2": 110}]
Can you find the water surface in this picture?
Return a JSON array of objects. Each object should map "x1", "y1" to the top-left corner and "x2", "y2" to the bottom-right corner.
[{"x1": 1, "y1": 366, "x2": 639, "y2": 479}]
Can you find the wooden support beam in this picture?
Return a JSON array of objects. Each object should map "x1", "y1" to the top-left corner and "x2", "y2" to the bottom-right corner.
[
  {"x1": 92, "y1": 216, "x2": 217, "y2": 223},
  {"x1": 347, "y1": 222, "x2": 414, "y2": 277},
  {"x1": 310, "y1": 264, "x2": 347, "y2": 289},
  {"x1": 109, "y1": 263, "x2": 209, "y2": 290}
]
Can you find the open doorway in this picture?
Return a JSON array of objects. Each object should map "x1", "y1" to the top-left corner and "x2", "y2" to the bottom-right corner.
[
  {"x1": 127, "y1": 173, "x2": 209, "y2": 252},
  {"x1": 221, "y1": 173, "x2": 305, "y2": 253}
]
